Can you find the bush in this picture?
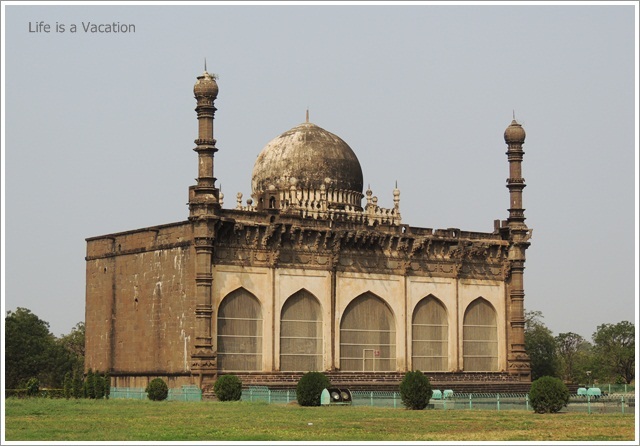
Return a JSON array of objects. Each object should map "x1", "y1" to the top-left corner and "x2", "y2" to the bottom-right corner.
[
  {"x1": 529, "y1": 376, "x2": 570, "y2": 414},
  {"x1": 296, "y1": 371, "x2": 330, "y2": 407},
  {"x1": 145, "y1": 378, "x2": 169, "y2": 401},
  {"x1": 25, "y1": 378, "x2": 40, "y2": 397},
  {"x1": 214, "y1": 375, "x2": 243, "y2": 402},
  {"x1": 399, "y1": 370, "x2": 433, "y2": 410}
]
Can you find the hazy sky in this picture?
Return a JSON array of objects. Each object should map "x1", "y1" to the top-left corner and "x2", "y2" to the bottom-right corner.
[{"x1": 2, "y1": 2, "x2": 638, "y2": 343}]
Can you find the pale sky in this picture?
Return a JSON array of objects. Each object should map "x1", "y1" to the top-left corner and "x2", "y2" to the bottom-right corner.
[{"x1": 2, "y1": 2, "x2": 638, "y2": 344}]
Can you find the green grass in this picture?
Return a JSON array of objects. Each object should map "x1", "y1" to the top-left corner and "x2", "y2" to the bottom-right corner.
[{"x1": 3, "y1": 398, "x2": 637, "y2": 442}]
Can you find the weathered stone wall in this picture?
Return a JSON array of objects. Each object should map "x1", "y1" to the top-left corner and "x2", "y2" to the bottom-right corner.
[{"x1": 85, "y1": 222, "x2": 196, "y2": 377}]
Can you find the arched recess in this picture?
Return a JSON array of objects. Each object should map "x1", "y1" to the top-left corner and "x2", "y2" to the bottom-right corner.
[
  {"x1": 280, "y1": 289, "x2": 323, "y2": 371},
  {"x1": 340, "y1": 292, "x2": 396, "y2": 371},
  {"x1": 412, "y1": 295, "x2": 448, "y2": 371},
  {"x1": 217, "y1": 288, "x2": 263, "y2": 371},
  {"x1": 462, "y1": 297, "x2": 498, "y2": 371}
]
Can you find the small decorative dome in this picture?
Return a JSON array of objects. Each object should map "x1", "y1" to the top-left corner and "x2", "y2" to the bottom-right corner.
[
  {"x1": 194, "y1": 71, "x2": 218, "y2": 99},
  {"x1": 504, "y1": 119, "x2": 526, "y2": 143},
  {"x1": 252, "y1": 121, "x2": 364, "y2": 210}
]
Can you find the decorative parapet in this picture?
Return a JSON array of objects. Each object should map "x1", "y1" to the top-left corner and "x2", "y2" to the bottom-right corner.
[{"x1": 235, "y1": 185, "x2": 402, "y2": 226}]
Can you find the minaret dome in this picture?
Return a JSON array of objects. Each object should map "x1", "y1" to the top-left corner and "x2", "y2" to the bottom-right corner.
[
  {"x1": 504, "y1": 119, "x2": 526, "y2": 144},
  {"x1": 194, "y1": 71, "x2": 219, "y2": 99}
]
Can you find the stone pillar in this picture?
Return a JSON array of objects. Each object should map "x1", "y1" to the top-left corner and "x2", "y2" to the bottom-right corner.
[
  {"x1": 189, "y1": 70, "x2": 221, "y2": 387},
  {"x1": 504, "y1": 119, "x2": 532, "y2": 380}
]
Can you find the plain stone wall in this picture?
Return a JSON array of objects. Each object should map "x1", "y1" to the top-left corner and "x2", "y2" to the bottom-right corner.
[{"x1": 85, "y1": 222, "x2": 196, "y2": 377}]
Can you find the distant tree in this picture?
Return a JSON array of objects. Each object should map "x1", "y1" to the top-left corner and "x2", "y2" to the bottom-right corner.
[
  {"x1": 592, "y1": 321, "x2": 635, "y2": 384},
  {"x1": 555, "y1": 332, "x2": 591, "y2": 383},
  {"x1": 5, "y1": 308, "x2": 57, "y2": 388},
  {"x1": 63, "y1": 372, "x2": 72, "y2": 399},
  {"x1": 525, "y1": 311, "x2": 560, "y2": 380},
  {"x1": 58, "y1": 322, "x2": 85, "y2": 371}
]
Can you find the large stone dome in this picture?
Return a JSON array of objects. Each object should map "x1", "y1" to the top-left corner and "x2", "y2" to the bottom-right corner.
[{"x1": 251, "y1": 121, "x2": 364, "y2": 210}]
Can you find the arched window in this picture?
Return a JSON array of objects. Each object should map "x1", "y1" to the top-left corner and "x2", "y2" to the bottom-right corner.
[
  {"x1": 340, "y1": 292, "x2": 396, "y2": 371},
  {"x1": 269, "y1": 196, "x2": 276, "y2": 209},
  {"x1": 280, "y1": 290, "x2": 322, "y2": 371},
  {"x1": 463, "y1": 298, "x2": 498, "y2": 371},
  {"x1": 412, "y1": 295, "x2": 448, "y2": 371},
  {"x1": 217, "y1": 288, "x2": 262, "y2": 371}
]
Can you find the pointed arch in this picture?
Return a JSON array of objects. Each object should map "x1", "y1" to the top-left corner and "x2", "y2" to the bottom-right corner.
[
  {"x1": 340, "y1": 292, "x2": 396, "y2": 371},
  {"x1": 280, "y1": 289, "x2": 323, "y2": 371},
  {"x1": 412, "y1": 295, "x2": 449, "y2": 371},
  {"x1": 463, "y1": 297, "x2": 498, "y2": 371},
  {"x1": 217, "y1": 287, "x2": 262, "y2": 371}
]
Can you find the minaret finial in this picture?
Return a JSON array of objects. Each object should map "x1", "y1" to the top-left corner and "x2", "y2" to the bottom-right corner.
[
  {"x1": 306, "y1": 109, "x2": 309, "y2": 123},
  {"x1": 204, "y1": 58, "x2": 207, "y2": 72},
  {"x1": 513, "y1": 109, "x2": 515, "y2": 120}
]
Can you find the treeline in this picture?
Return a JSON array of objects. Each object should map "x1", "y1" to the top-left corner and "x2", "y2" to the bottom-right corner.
[
  {"x1": 5, "y1": 308, "x2": 85, "y2": 390},
  {"x1": 525, "y1": 311, "x2": 635, "y2": 385},
  {"x1": 4, "y1": 307, "x2": 635, "y2": 391}
]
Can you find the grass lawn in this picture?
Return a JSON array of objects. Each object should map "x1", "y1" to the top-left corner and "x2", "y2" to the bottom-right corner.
[{"x1": 3, "y1": 398, "x2": 637, "y2": 442}]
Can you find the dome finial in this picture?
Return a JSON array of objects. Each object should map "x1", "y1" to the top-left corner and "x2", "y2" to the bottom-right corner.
[
  {"x1": 306, "y1": 109, "x2": 309, "y2": 123},
  {"x1": 204, "y1": 58, "x2": 207, "y2": 72}
]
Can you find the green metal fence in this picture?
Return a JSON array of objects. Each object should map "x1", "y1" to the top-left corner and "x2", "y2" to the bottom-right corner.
[
  {"x1": 241, "y1": 387, "x2": 635, "y2": 414},
  {"x1": 110, "y1": 385, "x2": 634, "y2": 414},
  {"x1": 110, "y1": 385, "x2": 202, "y2": 401}
]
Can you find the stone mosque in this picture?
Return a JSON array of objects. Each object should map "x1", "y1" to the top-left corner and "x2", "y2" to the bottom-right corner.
[{"x1": 85, "y1": 69, "x2": 533, "y2": 394}]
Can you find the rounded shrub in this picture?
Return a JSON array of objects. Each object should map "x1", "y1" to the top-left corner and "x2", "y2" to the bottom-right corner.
[
  {"x1": 296, "y1": 371, "x2": 330, "y2": 407},
  {"x1": 399, "y1": 370, "x2": 433, "y2": 410},
  {"x1": 529, "y1": 375, "x2": 570, "y2": 414},
  {"x1": 214, "y1": 374, "x2": 243, "y2": 401},
  {"x1": 145, "y1": 378, "x2": 169, "y2": 401}
]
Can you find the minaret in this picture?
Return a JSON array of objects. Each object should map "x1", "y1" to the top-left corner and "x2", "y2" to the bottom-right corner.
[
  {"x1": 189, "y1": 69, "x2": 220, "y2": 213},
  {"x1": 188, "y1": 68, "x2": 220, "y2": 388},
  {"x1": 504, "y1": 118, "x2": 532, "y2": 380}
]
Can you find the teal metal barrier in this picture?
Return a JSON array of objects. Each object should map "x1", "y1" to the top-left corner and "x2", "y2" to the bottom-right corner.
[
  {"x1": 110, "y1": 385, "x2": 201, "y2": 401},
  {"x1": 110, "y1": 386, "x2": 635, "y2": 413}
]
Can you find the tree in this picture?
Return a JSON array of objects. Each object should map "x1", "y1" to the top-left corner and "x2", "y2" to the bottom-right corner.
[
  {"x1": 63, "y1": 372, "x2": 72, "y2": 399},
  {"x1": 555, "y1": 332, "x2": 591, "y2": 383},
  {"x1": 85, "y1": 369, "x2": 96, "y2": 399},
  {"x1": 58, "y1": 322, "x2": 85, "y2": 371},
  {"x1": 71, "y1": 367, "x2": 84, "y2": 398},
  {"x1": 525, "y1": 311, "x2": 560, "y2": 380},
  {"x1": 592, "y1": 321, "x2": 635, "y2": 384},
  {"x1": 5, "y1": 308, "x2": 58, "y2": 388},
  {"x1": 94, "y1": 373, "x2": 105, "y2": 399},
  {"x1": 104, "y1": 370, "x2": 111, "y2": 399}
]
